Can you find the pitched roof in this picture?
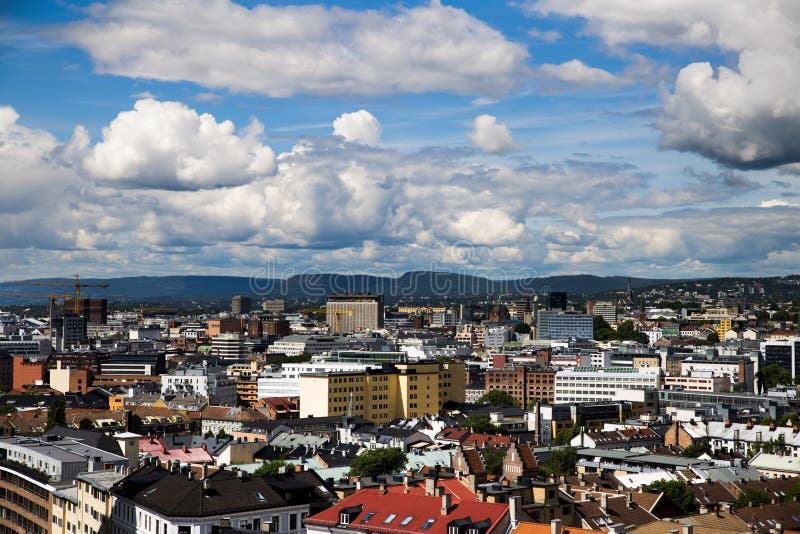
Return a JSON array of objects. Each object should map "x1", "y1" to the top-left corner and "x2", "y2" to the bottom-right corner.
[
  {"x1": 733, "y1": 500, "x2": 800, "y2": 533},
  {"x1": 202, "y1": 406, "x2": 269, "y2": 422},
  {"x1": 306, "y1": 486, "x2": 508, "y2": 534},
  {"x1": 575, "y1": 494, "x2": 661, "y2": 530},
  {"x1": 512, "y1": 521, "x2": 602, "y2": 534}
]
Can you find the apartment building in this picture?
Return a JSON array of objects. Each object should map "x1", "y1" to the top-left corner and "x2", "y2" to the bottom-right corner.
[
  {"x1": 485, "y1": 366, "x2": 556, "y2": 406},
  {"x1": 554, "y1": 367, "x2": 661, "y2": 404},
  {"x1": 52, "y1": 469, "x2": 127, "y2": 534},
  {"x1": 679, "y1": 356, "x2": 755, "y2": 393},
  {"x1": 586, "y1": 301, "x2": 617, "y2": 324},
  {"x1": 267, "y1": 335, "x2": 353, "y2": 357},
  {"x1": 160, "y1": 365, "x2": 237, "y2": 406},
  {"x1": 0, "y1": 437, "x2": 128, "y2": 483},
  {"x1": 299, "y1": 362, "x2": 466, "y2": 423},
  {"x1": 0, "y1": 461, "x2": 55, "y2": 534}
]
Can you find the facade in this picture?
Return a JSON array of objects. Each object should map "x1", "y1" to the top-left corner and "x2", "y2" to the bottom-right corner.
[
  {"x1": 326, "y1": 294, "x2": 384, "y2": 334},
  {"x1": 484, "y1": 326, "x2": 513, "y2": 350},
  {"x1": 210, "y1": 333, "x2": 250, "y2": 359},
  {"x1": 52, "y1": 469, "x2": 127, "y2": 534},
  {"x1": 261, "y1": 299, "x2": 286, "y2": 313},
  {"x1": 761, "y1": 337, "x2": 800, "y2": 381},
  {"x1": 299, "y1": 362, "x2": 466, "y2": 423},
  {"x1": 53, "y1": 315, "x2": 87, "y2": 352},
  {"x1": 62, "y1": 298, "x2": 108, "y2": 324},
  {"x1": 49, "y1": 361, "x2": 90, "y2": 394},
  {"x1": 679, "y1": 356, "x2": 755, "y2": 393},
  {"x1": 160, "y1": 365, "x2": 237, "y2": 406},
  {"x1": 12, "y1": 355, "x2": 47, "y2": 389},
  {"x1": 206, "y1": 318, "x2": 242, "y2": 338},
  {"x1": 0, "y1": 461, "x2": 55, "y2": 534},
  {"x1": 587, "y1": 301, "x2": 617, "y2": 325},
  {"x1": 537, "y1": 312, "x2": 593, "y2": 340},
  {"x1": 485, "y1": 366, "x2": 556, "y2": 406},
  {"x1": 0, "y1": 437, "x2": 128, "y2": 483},
  {"x1": 554, "y1": 367, "x2": 661, "y2": 404},
  {"x1": 111, "y1": 462, "x2": 336, "y2": 534},
  {"x1": 663, "y1": 374, "x2": 731, "y2": 392},
  {"x1": 268, "y1": 335, "x2": 353, "y2": 357}
]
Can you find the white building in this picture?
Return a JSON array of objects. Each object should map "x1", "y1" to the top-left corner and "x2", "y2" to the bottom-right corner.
[
  {"x1": 0, "y1": 436, "x2": 128, "y2": 482},
  {"x1": 161, "y1": 365, "x2": 237, "y2": 406},
  {"x1": 211, "y1": 333, "x2": 250, "y2": 359},
  {"x1": 257, "y1": 361, "x2": 380, "y2": 399},
  {"x1": 554, "y1": 366, "x2": 661, "y2": 404},
  {"x1": 267, "y1": 335, "x2": 353, "y2": 357},
  {"x1": 484, "y1": 325, "x2": 513, "y2": 350}
]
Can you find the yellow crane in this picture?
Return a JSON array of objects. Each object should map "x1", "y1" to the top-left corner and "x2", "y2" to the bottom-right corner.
[
  {"x1": 5, "y1": 274, "x2": 109, "y2": 314},
  {"x1": 332, "y1": 309, "x2": 354, "y2": 334},
  {"x1": 0, "y1": 292, "x2": 73, "y2": 332}
]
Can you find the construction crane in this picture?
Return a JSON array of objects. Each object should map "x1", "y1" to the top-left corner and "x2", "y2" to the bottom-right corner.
[
  {"x1": 331, "y1": 309, "x2": 354, "y2": 334},
  {"x1": 0, "y1": 292, "x2": 72, "y2": 331},
  {"x1": 5, "y1": 274, "x2": 109, "y2": 314}
]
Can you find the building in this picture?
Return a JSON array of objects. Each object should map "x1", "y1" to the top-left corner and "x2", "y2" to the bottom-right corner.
[
  {"x1": 52, "y1": 469, "x2": 127, "y2": 534},
  {"x1": 299, "y1": 362, "x2": 466, "y2": 423},
  {"x1": 306, "y1": 483, "x2": 510, "y2": 534},
  {"x1": 326, "y1": 294, "x2": 384, "y2": 334},
  {"x1": 548, "y1": 292, "x2": 568, "y2": 311},
  {"x1": 587, "y1": 301, "x2": 617, "y2": 324},
  {"x1": 206, "y1": 318, "x2": 242, "y2": 338},
  {"x1": 261, "y1": 299, "x2": 286, "y2": 313},
  {"x1": 160, "y1": 365, "x2": 237, "y2": 406},
  {"x1": 485, "y1": 366, "x2": 556, "y2": 406},
  {"x1": 485, "y1": 326, "x2": 514, "y2": 350},
  {"x1": 0, "y1": 436, "x2": 128, "y2": 483},
  {"x1": 62, "y1": 298, "x2": 108, "y2": 324},
  {"x1": 679, "y1": 355, "x2": 755, "y2": 393},
  {"x1": 200, "y1": 406, "x2": 269, "y2": 436},
  {"x1": 12, "y1": 355, "x2": 47, "y2": 389},
  {"x1": 761, "y1": 337, "x2": 800, "y2": 381},
  {"x1": 555, "y1": 367, "x2": 661, "y2": 404},
  {"x1": 210, "y1": 333, "x2": 250, "y2": 359},
  {"x1": 663, "y1": 373, "x2": 731, "y2": 392},
  {"x1": 111, "y1": 461, "x2": 337, "y2": 534},
  {"x1": 537, "y1": 312, "x2": 593, "y2": 340},
  {"x1": 52, "y1": 314, "x2": 87, "y2": 351},
  {"x1": 268, "y1": 335, "x2": 353, "y2": 357},
  {"x1": 49, "y1": 361, "x2": 90, "y2": 394},
  {"x1": 231, "y1": 295, "x2": 252, "y2": 315},
  {"x1": 0, "y1": 460, "x2": 56, "y2": 534}
]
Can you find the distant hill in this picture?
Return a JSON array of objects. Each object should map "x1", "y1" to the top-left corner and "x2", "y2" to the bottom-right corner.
[{"x1": 0, "y1": 272, "x2": 674, "y2": 305}]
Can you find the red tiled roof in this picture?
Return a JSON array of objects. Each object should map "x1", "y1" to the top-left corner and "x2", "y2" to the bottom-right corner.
[
  {"x1": 139, "y1": 437, "x2": 214, "y2": 464},
  {"x1": 462, "y1": 434, "x2": 511, "y2": 448},
  {"x1": 306, "y1": 487, "x2": 508, "y2": 534}
]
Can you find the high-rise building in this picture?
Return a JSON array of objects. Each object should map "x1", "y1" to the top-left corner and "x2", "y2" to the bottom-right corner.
[
  {"x1": 52, "y1": 314, "x2": 87, "y2": 351},
  {"x1": 761, "y1": 337, "x2": 800, "y2": 382},
  {"x1": 547, "y1": 291, "x2": 567, "y2": 311},
  {"x1": 326, "y1": 293, "x2": 384, "y2": 334},
  {"x1": 62, "y1": 298, "x2": 108, "y2": 324},
  {"x1": 537, "y1": 311, "x2": 593, "y2": 340},
  {"x1": 231, "y1": 295, "x2": 252, "y2": 314},
  {"x1": 261, "y1": 299, "x2": 285, "y2": 313},
  {"x1": 587, "y1": 300, "x2": 617, "y2": 324}
]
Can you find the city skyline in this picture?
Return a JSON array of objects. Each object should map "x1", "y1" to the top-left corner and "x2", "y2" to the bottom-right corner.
[{"x1": 2, "y1": 0, "x2": 799, "y2": 279}]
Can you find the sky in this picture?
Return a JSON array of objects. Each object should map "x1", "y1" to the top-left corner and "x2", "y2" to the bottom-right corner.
[{"x1": 1, "y1": 0, "x2": 799, "y2": 281}]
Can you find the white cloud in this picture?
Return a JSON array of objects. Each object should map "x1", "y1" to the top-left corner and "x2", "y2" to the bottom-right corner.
[
  {"x1": 130, "y1": 90, "x2": 155, "y2": 99},
  {"x1": 527, "y1": 28, "x2": 561, "y2": 42},
  {"x1": 525, "y1": 0, "x2": 800, "y2": 169},
  {"x1": 194, "y1": 92, "x2": 222, "y2": 102},
  {"x1": 62, "y1": 0, "x2": 530, "y2": 98},
  {"x1": 468, "y1": 114, "x2": 520, "y2": 154},
  {"x1": 332, "y1": 110, "x2": 382, "y2": 146},
  {"x1": 537, "y1": 59, "x2": 617, "y2": 86},
  {"x1": 83, "y1": 99, "x2": 276, "y2": 189}
]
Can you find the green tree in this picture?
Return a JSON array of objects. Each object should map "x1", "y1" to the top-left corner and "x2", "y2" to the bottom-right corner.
[
  {"x1": 482, "y1": 447, "x2": 505, "y2": 476},
  {"x1": 462, "y1": 413, "x2": 507, "y2": 434},
  {"x1": 643, "y1": 480, "x2": 697, "y2": 515},
  {"x1": 706, "y1": 331, "x2": 720, "y2": 343},
  {"x1": 513, "y1": 323, "x2": 532, "y2": 335},
  {"x1": 254, "y1": 460, "x2": 295, "y2": 476},
  {"x1": 46, "y1": 398, "x2": 66, "y2": 430},
  {"x1": 541, "y1": 447, "x2": 578, "y2": 477},
  {"x1": 349, "y1": 448, "x2": 408, "y2": 477},
  {"x1": 477, "y1": 389, "x2": 519, "y2": 407},
  {"x1": 758, "y1": 364, "x2": 792, "y2": 390},
  {"x1": 552, "y1": 427, "x2": 578, "y2": 446},
  {"x1": 734, "y1": 487, "x2": 771, "y2": 508},
  {"x1": 216, "y1": 428, "x2": 228, "y2": 439},
  {"x1": 681, "y1": 444, "x2": 708, "y2": 458}
]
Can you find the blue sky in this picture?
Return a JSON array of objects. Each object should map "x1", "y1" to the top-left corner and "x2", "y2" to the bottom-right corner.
[{"x1": 1, "y1": 0, "x2": 798, "y2": 280}]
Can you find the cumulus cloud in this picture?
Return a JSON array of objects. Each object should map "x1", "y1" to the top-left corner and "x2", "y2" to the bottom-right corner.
[
  {"x1": 332, "y1": 110, "x2": 382, "y2": 146},
  {"x1": 525, "y1": 0, "x2": 800, "y2": 170},
  {"x1": 537, "y1": 59, "x2": 616, "y2": 86},
  {"x1": 468, "y1": 115, "x2": 520, "y2": 154},
  {"x1": 61, "y1": 0, "x2": 530, "y2": 98},
  {"x1": 83, "y1": 99, "x2": 276, "y2": 189},
  {"x1": 527, "y1": 28, "x2": 561, "y2": 42}
]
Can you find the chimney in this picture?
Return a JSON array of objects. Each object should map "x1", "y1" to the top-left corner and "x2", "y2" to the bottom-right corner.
[
  {"x1": 627, "y1": 492, "x2": 634, "y2": 508},
  {"x1": 441, "y1": 493, "x2": 452, "y2": 516},
  {"x1": 682, "y1": 526, "x2": 693, "y2": 534},
  {"x1": 379, "y1": 483, "x2": 387, "y2": 495},
  {"x1": 201, "y1": 464, "x2": 208, "y2": 480},
  {"x1": 295, "y1": 464, "x2": 304, "y2": 473},
  {"x1": 550, "y1": 519, "x2": 562, "y2": 534},
  {"x1": 426, "y1": 477, "x2": 436, "y2": 496},
  {"x1": 600, "y1": 493, "x2": 608, "y2": 513},
  {"x1": 354, "y1": 476, "x2": 362, "y2": 490},
  {"x1": 509, "y1": 496, "x2": 521, "y2": 529},
  {"x1": 776, "y1": 523, "x2": 783, "y2": 534}
]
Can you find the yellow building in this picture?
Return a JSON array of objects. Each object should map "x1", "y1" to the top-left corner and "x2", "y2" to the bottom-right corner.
[
  {"x1": 632, "y1": 355, "x2": 660, "y2": 369},
  {"x1": 52, "y1": 469, "x2": 128, "y2": 534},
  {"x1": 299, "y1": 362, "x2": 466, "y2": 423},
  {"x1": 714, "y1": 319, "x2": 733, "y2": 339}
]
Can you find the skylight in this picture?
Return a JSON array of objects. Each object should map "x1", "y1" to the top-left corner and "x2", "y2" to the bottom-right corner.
[
  {"x1": 143, "y1": 488, "x2": 158, "y2": 497},
  {"x1": 361, "y1": 512, "x2": 376, "y2": 523},
  {"x1": 255, "y1": 492, "x2": 265, "y2": 501},
  {"x1": 384, "y1": 514, "x2": 398, "y2": 524},
  {"x1": 400, "y1": 516, "x2": 414, "y2": 526},
  {"x1": 422, "y1": 519, "x2": 436, "y2": 530}
]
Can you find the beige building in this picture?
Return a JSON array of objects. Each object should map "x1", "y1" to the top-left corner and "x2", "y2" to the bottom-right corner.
[
  {"x1": 49, "y1": 360, "x2": 90, "y2": 394},
  {"x1": 52, "y1": 469, "x2": 128, "y2": 534},
  {"x1": 632, "y1": 355, "x2": 660, "y2": 370},
  {"x1": 300, "y1": 362, "x2": 466, "y2": 422},
  {"x1": 326, "y1": 293, "x2": 384, "y2": 334}
]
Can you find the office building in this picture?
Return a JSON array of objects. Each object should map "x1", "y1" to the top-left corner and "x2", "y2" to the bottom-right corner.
[
  {"x1": 211, "y1": 333, "x2": 250, "y2": 359},
  {"x1": 231, "y1": 295, "x2": 252, "y2": 315},
  {"x1": 326, "y1": 293, "x2": 384, "y2": 334},
  {"x1": 554, "y1": 366, "x2": 661, "y2": 404},
  {"x1": 267, "y1": 335, "x2": 353, "y2": 357},
  {"x1": 586, "y1": 300, "x2": 617, "y2": 324},
  {"x1": 548, "y1": 291, "x2": 567, "y2": 311},
  {"x1": 49, "y1": 361, "x2": 90, "y2": 394},
  {"x1": 484, "y1": 325, "x2": 513, "y2": 350},
  {"x1": 761, "y1": 337, "x2": 800, "y2": 381},
  {"x1": 537, "y1": 311, "x2": 593, "y2": 340},
  {"x1": 52, "y1": 314, "x2": 87, "y2": 351},
  {"x1": 206, "y1": 318, "x2": 242, "y2": 337},
  {"x1": 299, "y1": 362, "x2": 466, "y2": 423},
  {"x1": 261, "y1": 299, "x2": 286, "y2": 313}
]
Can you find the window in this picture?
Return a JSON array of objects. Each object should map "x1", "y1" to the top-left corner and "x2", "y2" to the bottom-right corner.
[
  {"x1": 422, "y1": 519, "x2": 436, "y2": 530},
  {"x1": 384, "y1": 514, "x2": 398, "y2": 524},
  {"x1": 400, "y1": 516, "x2": 414, "y2": 526},
  {"x1": 361, "y1": 512, "x2": 376, "y2": 523},
  {"x1": 289, "y1": 514, "x2": 297, "y2": 530}
]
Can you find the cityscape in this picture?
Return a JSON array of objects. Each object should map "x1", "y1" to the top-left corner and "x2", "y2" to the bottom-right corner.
[{"x1": 2, "y1": 2, "x2": 800, "y2": 534}]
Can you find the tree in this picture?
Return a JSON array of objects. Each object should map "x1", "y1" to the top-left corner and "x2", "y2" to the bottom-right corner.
[
  {"x1": 477, "y1": 389, "x2": 519, "y2": 407},
  {"x1": 552, "y1": 427, "x2": 578, "y2": 446},
  {"x1": 643, "y1": 480, "x2": 697, "y2": 515},
  {"x1": 681, "y1": 444, "x2": 708, "y2": 458},
  {"x1": 541, "y1": 447, "x2": 578, "y2": 477},
  {"x1": 706, "y1": 331, "x2": 720, "y2": 343},
  {"x1": 216, "y1": 428, "x2": 228, "y2": 439},
  {"x1": 513, "y1": 323, "x2": 532, "y2": 335},
  {"x1": 349, "y1": 448, "x2": 408, "y2": 477},
  {"x1": 462, "y1": 413, "x2": 506, "y2": 435},
  {"x1": 758, "y1": 364, "x2": 792, "y2": 390},
  {"x1": 46, "y1": 398, "x2": 66, "y2": 430},
  {"x1": 734, "y1": 487, "x2": 771, "y2": 508},
  {"x1": 482, "y1": 447, "x2": 505, "y2": 476},
  {"x1": 254, "y1": 460, "x2": 295, "y2": 476}
]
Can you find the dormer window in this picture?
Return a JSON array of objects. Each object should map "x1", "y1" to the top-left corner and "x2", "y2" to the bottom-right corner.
[{"x1": 340, "y1": 513, "x2": 351, "y2": 526}]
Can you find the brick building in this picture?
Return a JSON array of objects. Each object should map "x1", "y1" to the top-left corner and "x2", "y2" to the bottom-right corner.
[{"x1": 485, "y1": 366, "x2": 556, "y2": 406}]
